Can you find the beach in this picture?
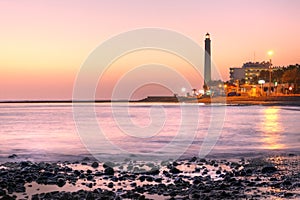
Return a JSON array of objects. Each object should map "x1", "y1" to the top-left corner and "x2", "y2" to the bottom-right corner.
[
  {"x1": 0, "y1": 102, "x2": 300, "y2": 199},
  {"x1": 0, "y1": 154, "x2": 299, "y2": 199}
]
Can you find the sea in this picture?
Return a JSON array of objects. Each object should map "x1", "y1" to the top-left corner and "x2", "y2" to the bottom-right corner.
[{"x1": 1, "y1": 102, "x2": 300, "y2": 163}]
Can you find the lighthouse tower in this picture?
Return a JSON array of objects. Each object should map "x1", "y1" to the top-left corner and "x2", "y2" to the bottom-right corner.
[{"x1": 204, "y1": 33, "x2": 211, "y2": 87}]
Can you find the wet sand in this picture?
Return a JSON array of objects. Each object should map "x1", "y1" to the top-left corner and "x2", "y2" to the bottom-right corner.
[{"x1": 0, "y1": 154, "x2": 299, "y2": 199}]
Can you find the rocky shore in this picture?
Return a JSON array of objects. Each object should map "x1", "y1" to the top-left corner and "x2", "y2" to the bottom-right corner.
[{"x1": 0, "y1": 154, "x2": 299, "y2": 200}]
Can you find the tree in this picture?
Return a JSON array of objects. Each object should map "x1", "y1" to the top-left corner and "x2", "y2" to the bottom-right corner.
[{"x1": 282, "y1": 66, "x2": 300, "y2": 93}]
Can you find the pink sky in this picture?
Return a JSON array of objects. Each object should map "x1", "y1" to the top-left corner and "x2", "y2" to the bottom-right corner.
[{"x1": 1, "y1": 0, "x2": 300, "y2": 100}]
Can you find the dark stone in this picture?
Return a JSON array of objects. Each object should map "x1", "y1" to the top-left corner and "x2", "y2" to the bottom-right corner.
[
  {"x1": 79, "y1": 174, "x2": 85, "y2": 179},
  {"x1": 74, "y1": 170, "x2": 81, "y2": 177},
  {"x1": 8, "y1": 154, "x2": 17, "y2": 159},
  {"x1": 239, "y1": 170, "x2": 246, "y2": 176},
  {"x1": 20, "y1": 161, "x2": 30, "y2": 168},
  {"x1": 15, "y1": 185, "x2": 26, "y2": 193},
  {"x1": 130, "y1": 182, "x2": 137, "y2": 187},
  {"x1": 57, "y1": 178, "x2": 66, "y2": 187},
  {"x1": 0, "y1": 195, "x2": 15, "y2": 200},
  {"x1": 193, "y1": 176, "x2": 202, "y2": 185},
  {"x1": 0, "y1": 189, "x2": 6, "y2": 196},
  {"x1": 163, "y1": 170, "x2": 171, "y2": 178},
  {"x1": 154, "y1": 178, "x2": 162, "y2": 183},
  {"x1": 246, "y1": 169, "x2": 252, "y2": 175},
  {"x1": 107, "y1": 182, "x2": 114, "y2": 188},
  {"x1": 194, "y1": 167, "x2": 201, "y2": 172},
  {"x1": 270, "y1": 177, "x2": 278, "y2": 181},
  {"x1": 169, "y1": 167, "x2": 182, "y2": 174},
  {"x1": 282, "y1": 180, "x2": 292, "y2": 186},
  {"x1": 103, "y1": 161, "x2": 115, "y2": 168},
  {"x1": 284, "y1": 192, "x2": 294, "y2": 198},
  {"x1": 189, "y1": 157, "x2": 197, "y2": 162},
  {"x1": 255, "y1": 177, "x2": 262, "y2": 181},
  {"x1": 94, "y1": 172, "x2": 102, "y2": 176},
  {"x1": 91, "y1": 162, "x2": 99, "y2": 168},
  {"x1": 261, "y1": 165, "x2": 277, "y2": 174},
  {"x1": 147, "y1": 168, "x2": 160, "y2": 175},
  {"x1": 139, "y1": 176, "x2": 146, "y2": 182},
  {"x1": 87, "y1": 175, "x2": 93, "y2": 181},
  {"x1": 146, "y1": 176, "x2": 153, "y2": 182},
  {"x1": 104, "y1": 167, "x2": 114, "y2": 175},
  {"x1": 111, "y1": 176, "x2": 118, "y2": 182}
]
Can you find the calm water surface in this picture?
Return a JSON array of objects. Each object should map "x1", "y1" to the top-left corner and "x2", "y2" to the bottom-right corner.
[{"x1": 0, "y1": 103, "x2": 299, "y2": 162}]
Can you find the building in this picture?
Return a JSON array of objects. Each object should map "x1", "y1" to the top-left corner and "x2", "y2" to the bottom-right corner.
[
  {"x1": 204, "y1": 33, "x2": 211, "y2": 86},
  {"x1": 243, "y1": 61, "x2": 270, "y2": 84},
  {"x1": 229, "y1": 61, "x2": 271, "y2": 84},
  {"x1": 230, "y1": 67, "x2": 245, "y2": 82}
]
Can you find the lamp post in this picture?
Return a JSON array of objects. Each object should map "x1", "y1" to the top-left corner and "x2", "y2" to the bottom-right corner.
[{"x1": 268, "y1": 51, "x2": 273, "y2": 96}]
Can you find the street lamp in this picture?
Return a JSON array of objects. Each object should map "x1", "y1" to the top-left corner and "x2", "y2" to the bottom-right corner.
[
  {"x1": 258, "y1": 80, "x2": 265, "y2": 96},
  {"x1": 267, "y1": 50, "x2": 273, "y2": 96}
]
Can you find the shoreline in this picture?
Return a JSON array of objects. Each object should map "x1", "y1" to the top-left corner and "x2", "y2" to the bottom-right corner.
[
  {"x1": 0, "y1": 154, "x2": 299, "y2": 199},
  {"x1": 1, "y1": 95, "x2": 300, "y2": 106}
]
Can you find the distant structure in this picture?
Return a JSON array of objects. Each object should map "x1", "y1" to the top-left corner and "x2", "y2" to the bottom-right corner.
[
  {"x1": 204, "y1": 33, "x2": 211, "y2": 86},
  {"x1": 229, "y1": 67, "x2": 245, "y2": 82},
  {"x1": 230, "y1": 61, "x2": 271, "y2": 84}
]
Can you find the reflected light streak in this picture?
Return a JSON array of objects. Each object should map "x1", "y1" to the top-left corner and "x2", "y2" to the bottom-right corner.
[{"x1": 260, "y1": 107, "x2": 284, "y2": 150}]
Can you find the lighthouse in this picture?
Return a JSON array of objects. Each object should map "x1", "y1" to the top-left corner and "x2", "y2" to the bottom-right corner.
[{"x1": 204, "y1": 33, "x2": 211, "y2": 86}]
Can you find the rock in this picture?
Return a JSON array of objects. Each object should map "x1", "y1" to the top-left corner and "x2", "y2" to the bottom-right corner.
[
  {"x1": 130, "y1": 182, "x2": 137, "y2": 187},
  {"x1": 0, "y1": 189, "x2": 6, "y2": 196},
  {"x1": 8, "y1": 154, "x2": 17, "y2": 159},
  {"x1": 169, "y1": 167, "x2": 182, "y2": 174},
  {"x1": 189, "y1": 157, "x2": 197, "y2": 162},
  {"x1": 162, "y1": 170, "x2": 171, "y2": 178},
  {"x1": 261, "y1": 165, "x2": 277, "y2": 174},
  {"x1": 74, "y1": 170, "x2": 81, "y2": 177},
  {"x1": 104, "y1": 167, "x2": 114, "y2": 175},
  {"x1": 103, "y1": 161, "x2": 115, "y2": 168},
  {"x1": 139, "y1": 176, "x2": 146, "y2": 182},
  {"x1": 282, "y1": 180, "x2": 292, "y2": 186},
  {"x1": 146, "y1": 176, "x2": 154, "y2": 182},
  {"x1": 154, "y1": 178, "x2": 162, "y2": 183},
  {"x1": 107, "y1": 182, "x2": 114, "y2": 188},
  {"x1": 20, "y1": 161, "x2": 30, "y2": 168},
  {"x1": 246, "y1": 169, "x2": 252, "y2": 175},
  {"x1": 284, "y1": 192, "x2": 294, "y2": 198},
  {"x1": 269, "y1": 177, "x2": 278, "y2": 181},
  {"x1": 91, "y1": 162, "x2": 99, "y2": 168},
  {"x1": 87, "y1": 175, "x2": 93, "y2": 181},
  {"x1": 57, "y1": 178, "x2": 66, "y2": 187}
]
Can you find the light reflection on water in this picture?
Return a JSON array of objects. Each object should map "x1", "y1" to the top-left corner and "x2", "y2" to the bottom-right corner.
[{"x1": 260, "y1": 107, "x2": 285, "y2": 150}]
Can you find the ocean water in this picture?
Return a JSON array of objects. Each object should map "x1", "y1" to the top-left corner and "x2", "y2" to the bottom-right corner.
[{"x1": 0, "y1": 103, "x2": 300, "y2": 163}]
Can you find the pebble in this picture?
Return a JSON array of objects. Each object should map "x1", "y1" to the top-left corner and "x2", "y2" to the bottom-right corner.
[
  {"x1": 91, "y1": 162, "x2": 99, "y2": 168},
  {"x1": 0, "y1": 155, "x2": 298, "y2": 199}
]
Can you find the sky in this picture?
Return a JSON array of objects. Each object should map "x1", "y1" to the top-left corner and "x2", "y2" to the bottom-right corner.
[{"x1": 1, "y1": 0, "x2": 300, "y2": 100}]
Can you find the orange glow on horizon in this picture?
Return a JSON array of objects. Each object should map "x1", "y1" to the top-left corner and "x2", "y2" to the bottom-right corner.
[{"x1": 0, "y1": 0, "x2": 299, "y2": 99}]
